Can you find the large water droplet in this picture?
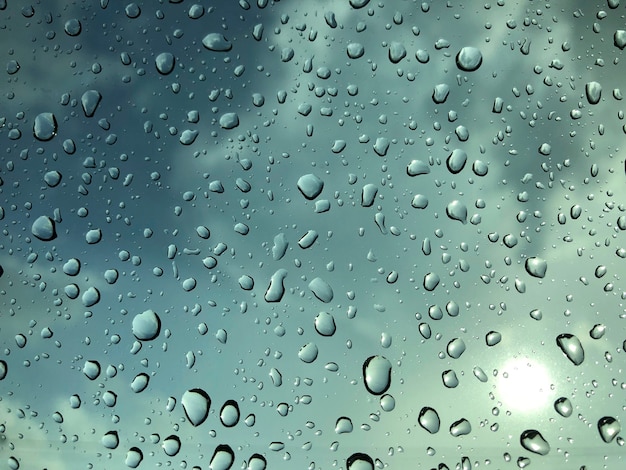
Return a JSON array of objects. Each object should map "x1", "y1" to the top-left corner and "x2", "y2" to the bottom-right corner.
[
  {"x1": 418, "y1": 407, "x2": 440, "y2": 434},
  {"x1": 220, "y1": 400, "x2": 240, "y2": 427},
  {"x1": 598, "y1": 416, "x2": 621, "y2": 443},
  {"x1": 219, "y1": 112, "x2": 239, "y2": 129},
  {"x1": 335, "y1": 416, "x2": 354, "y2": 434},
  {"x1": 125, "y1": 447, "x2": 143, "y2": 468},
  {"x1": 450, "y1": 418, "x2": 472, "y2": 436},
  {"x1": 456, "y1": 46, "x2": 483, "y2": 71},
  {"x1": 314, "y1": 311, "x2": 336, "y2": 336},
  {"x1": 520, "y1": 429, "x2": 550, "y2": 455},
  {"x1": 265, "y1": 269, "x2": 288, "y2": 302},
  {"x1": 33, "y1": 112, "x2": 57, "y2": 141},
  {"x1": 247, "y1": 454, "x2": 267, "y2": 470},
  {"x1": 556, "y1": 333, "x2": 585, "y2": 365},
  {"x1": 81, "y1": 90, "x2": 102, "y2": 117},
  {"x1": 182, "y1": 388, "x2": 210, "y2": 426},
  {"x1": 83, "y1": 360, "x2": 101, "y2": 380},
  {"x1": 202, "y1": 33, "x2": 232, "y2": 51},
  {"x1": 298, "y1": 342, "x2": 319, "y2": 363},
  {"x1": 31, "y1": 216, "x2": 57, "y2": 241},
  {"x1": 346, "y1": 453, "x2": 374, "y2": 470},
  {"x1": 442, "y1": 369, "x2": 459, "y2": 388},
  {"x1": 162, "y1": 434, "x2": 181, "y2": 456},
  {"x1": 362, "y1": 355, "x2": 392, "y2": 395},
  {"x1": 554, "y1": 397, "x2": 573, "y2": 417},
  {"x1": 155, "y1": 52, "x2": 175, "y2": 75},
  {"x1": 585, "y1": 81, "x2": 602, "y2": 104},
  {"x1": 102, "y1": 430, "x2": 119, "y2": 449},
  {"x1": 446, "y1": 200, "x2": 467, "y2": 224},
  {"x1": 447, "y1": 338, "x2": 466, "y2": 359},
  {"x1": 132, "y1": 309, "x2": 161, "y2": 341},
  {"x1": 309, "y1": 277, "x2": 334, "y2": 302},
  {"x1": 423, "y1": 272, "x2": 440, "y2": 291},
  {"x1": 525, "y1": 257, "x2": 547, "y2": 278},
  {"x1": 209, "y1": 444, "x2": 235, "y2": 470},
  {"x1": 130, "y1": 373, "x2": 149, "y2": 393}
]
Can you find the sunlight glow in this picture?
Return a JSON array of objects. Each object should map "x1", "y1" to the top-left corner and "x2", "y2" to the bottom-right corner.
[{"x1": 495, "y1": 358, "x2": 553, "y2": 414}]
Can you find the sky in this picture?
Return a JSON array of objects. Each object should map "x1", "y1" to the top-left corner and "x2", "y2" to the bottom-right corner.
[{"x1": 0, "y1": 1, "x2": 625, "y2": 469}]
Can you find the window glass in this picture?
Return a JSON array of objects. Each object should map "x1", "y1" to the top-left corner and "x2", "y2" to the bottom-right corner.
[{"x1": 0, "y1": 1, "x2": 624, "y2": 469}]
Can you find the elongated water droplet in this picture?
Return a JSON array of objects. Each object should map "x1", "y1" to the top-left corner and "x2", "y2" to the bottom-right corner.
[
  {"x1": 556, "y1": 333, "x2": 584, "y2": 365},
  {"x1": 162, "y1": 435, "x2": 181, "y2": 456},
  {"x1": 520, "y1": 429, "x2": 550, "y2": 455},
  {"x1": 363, "y1": 355, "x2": 392, "y2": 395},
  {"x1": 450, "y1": 418, "x2": 472, "y2": 436}
]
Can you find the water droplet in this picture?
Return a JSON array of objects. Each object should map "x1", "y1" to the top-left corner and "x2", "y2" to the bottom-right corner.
[
  {"x1": 589, "y1": 323, "x2": 606, "y2": 339},
  {"x1": 447, "y1": 338, "x2": 466, "y2": 359},
  {"x1": 418, "y1": 407, "x2": 440, "y2": 434},
  {"x1": 380, "y1": 394, "x2": 395, "y2": 411},
  {"x1": 220, "y1": 400, "x2": 240, "y2": 427},
  {"x1": 614, "y1": 30, "x2": 626, "y2": 50},
  {"x1": 297, "y1": 174, "x2": 324, "y2": 200},
  {"x1": 81, "y1": 90, "x2": 102, "y2": 117},
  {"x1": 473, "y1": 366, "x2": 488, "y2": 382},
  {"x1": 486, "y1": 331, "x2": 501, "y2": 346},
  {"x1": 450, "y1": 418, "x2": 472, "y2": 436},
  {"x1": 155, "y1": 52, "x2": 175, "y2": 75},
  {"x1": 83, "y1": 360, "x2": 101, "y2": 380},
  {"x1": 335, "y1": 416, "x2": 354, "y2": 434},
  {"x1": 554, "y1": 397, "x2": 573, "y2": 417},
  {"x1": 388, "y1": 42, "x2": 407, "y2": 63},
  {"x1": 456, "y1": 46, "x2": 483, "y2": 71},
  {"x1": 309, "y1": 277, "x2": 334, "y2": 303},
  {"x1": 314, "y1": 311, "x2": 336, "y2": 336},
  {"x1": 85, "y1": 228, "x2": 102, "y2": 244},
  {"x1": 82, "y1": 287, "x2": 100, "y2": 307},
  {"x1": 585, "y1": 81, "x2": 602, "y2": 104},
  {"x1": 525, "y1": 257, "x2": 547, "y2": 278},
  {"x1": 446, "y1": 149, "x2": 467, "y2": 174},
  {"x1": 209, "y1": 444, "x2": 235, "y2": 470},
  {"x1": 31, "y1": 216, "x2": 57, "y2": 241},
  {"x1": 44, "y1": 170, "x2": 62, "y2": 187},
  {"x1": 64, "y1": 18, "x2": 82, "y2": 36},
  {"x1": 520, "y1": 429, "x2": 550, "y2": 455},
  {"x1": 162, "y1": 434, "x2": 181, "y2": 456},
  {"x1": 125, "y1": 447, "x2": 143, "y2": 468},
  {"x1": 556, "y1": 333, "x2": 585, "y2": 365},
  {"x1": 446, "y1": 200, "x2": 467, "y2": 224},
  {"x1": 132, "y1": 309, "x2": 161, "y2": 341},
  {"x1": 202, "y1": 33, "x2": 232, "y2": 52},
  {"x1": 219, "y1": 112, "x2": 239, "y2": 129},
  {"x1": 130, "y1": 373, "x2": 149, "y2": 393},
  {"x1": 298, "y1": 342, "x2": 319, "y2": 363},
  {"x1": 433, "y1": 84, "x2": 450, "y2": 104},
  {"x1": 347, "y1": 43, "x2": 365, "y2": 59},
  {"x1": 0, "y1": 360, "x2": 7, "y2": 380},
  {"x1": 346, "y1": 453, "x2": 374, "y2": 470},
  {"x1": 598, "y1": 416, "x2": 621, "y2": 443},
  {"x1": 363, "y1": 355, "x2": 392, "y2": 395},
  {"x1": 407, "y1": 159, "x2": 430, "y2": 176},
  {"x1": 33, "y1": 112, "x2": 57, "y2": 141},
  {"x1": 423, "y1": 272, "x2": 440, "y2": 291},
  {"x1": 361, "y1": 184, "x2": 378, "y2": 207},
  {"x1": 442, "y1": 369, "x2": 459, "y2": 388},
  {"x1": 373, "y1": 137, "x2": 390, "y2": 156},
  {"x1": 182, "y1": 388, "x2": 210, "y2": 426},
  {"x1": 265, "y1": 269, "x2": 288, "y2": 302},
  {"x1": 102, "y1": 430, "x2": 119, "y2": 449},
  {"x1": 247, "y1": 454, "x2": 267, "y2": 470}
]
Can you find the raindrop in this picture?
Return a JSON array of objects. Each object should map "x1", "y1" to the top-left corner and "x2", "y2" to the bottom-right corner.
[
  {"x1": 219, "y1": 112, "x2": 239, "y2": 129},
  {"x1": 202, "y1": 33, "x2": 232, "y2": 51},
  {"x1": 182, "y1": 388, "x2": 210, "y2": 427},
  {"x1": 297, "y1": 174, "x2": 324, "y2": 200},
  {"x1": 347, "y1": 43, "x2": 365, "y2": 59},
  {"x1": 130, "y1": 373, "x2": 150, "y2": 393},
  {"x1": 525, "y1": 257, "x2": 547, "y2": 278},
  {"x1": 361, "y1": 184, "x2": 378, "y2": 207},
  {"x1": 44, "y1": 170, "x2": 62, "y2": 187},
  {"x1": 380, "y1": 394, "x2": 395, "y2": 411},
  {"x1": 220, "y1": 400, "x2": 240, "y2": 427},
  {"x1": 362, "y1": 355, "x2": 392, "y2": 395},
  {"x1": 554, "y1": 397, "x2": 573, "y2": 417},
  {"x1": 33, "y1": 112, "x2": 57, "y2": 141},
  {"x1": 456, "y1": 46, "x2": 483, "y2": 71},
  {"x1": 556, "y1": 333, "x2": 584, "y2": 365},
  {"x1": 346, "y1": 453, "x2": 374, "y2": 470},
  {"x1": 85, "y1": 229, "x2": 102, "y2": 244},
  {"x1": 298, "y1": 342, "x2": 319, "y2": 363},
  {"x1": 447, "y1": 338, "x2": 466, "y2": 359},
  {"x1": 486, "y1": 331, "x2": 501, "y2": 346},
  {"x1": 155, "y1": 52, "x2": 175, "y2": 75},
  {"x1": 81, "y1": 90, "x2": 102, "y2": 117},
  {"x1": 265, "y1": 269, "x2": 288, "y2": 302},
  {"x1": 132, "y1": 309, "x2": 161, "y2": 341},
  {"x1": 81, "y1": 287, "x2": 100, "y2": 307},
  {"x1": 83, "y1": 360, "x2": 101, "y2": 380},
  {"x1": 388, "y1": 42, "x2": 407, "y2": 63},
  {"x1": 31, "y1": 216, "x2": 57, "y2": 241},
  {"x1": 335, "y1": 416, "x2": 353, "y2": 434},
  {"x1": 585, "y1": 81, "x2": 602, "y2": 104},
  {"x1": 209, "y1": 444, "x2": 235, "y2": 470},
  {"x1": 125, "y1": 447, "x2": 143, "y2": 468},
  {"x1": 418, "y1": 407, "x2": 440, "y2": 434},
  {"x1": 432, "y1": 84, "x2": 450, "y2": 104},
  {"x1": 102, "y1": 431, "x2": 119, "y2": 449},
  {"x1": 450, "y1": 418, "x2": 472, "y2": 436},
  {"x1": 446, "y1": 149, "x2": 467, "y2": 174},
  {"x1": 598, "y1": 416, "x2": 621, "y2": 443},
  {"x1": 446, "y1": 200, "x2": 467, "y2": 224},
  {"x1": 407, "y1": 159, "x2": 430, "y2": 176},
  {"x1": 248, "y1": 454, "x2": 267, "y2": 470},
  {"x1": 64, "y1": 18, "x2": 82, "y2": 36},
  {"x1": 309, "y1": 277, "x2": 334, "y2": 302},
  {"x1": 520, "y1": 429, "x2": 550, "y2": 455},
  {"x1": 0, "y1": 360, "x2": 7, "y2": 380},
  {"x1": 162, "y1": 435, "x2": 181, "y2": 456},
  {"x1": 314, "y1": 311, "x2": 336, "y2": 336},
  {"x1": 373, "y1": 137, "x2": 390, "y2": 156},
  {"x1": 423, "y1": 272, "x2": 440, "y2": 291}
]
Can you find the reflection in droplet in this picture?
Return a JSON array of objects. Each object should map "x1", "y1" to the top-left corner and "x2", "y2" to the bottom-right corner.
[
  {"x1": 554, "y1": 397, "x2": 573, "y2": 417},
  {"x1": 520, "y1": 429, "x2": 550, "y2": 455},
  {"x1": 556, "y1": 333, "x2": 585, "y2": 365},
  {"x1": 450, "y1": 418, "x2": 472, "y2": 436},
  {"x1": 363, "y1": 355, "x2": 392, "y2": 395},
  {"x1": 182, "y1": 388, "x2": 210, "y2": 427},
  {"x1": 598, "y1": 416, "x2": 621, "y2": 443},
  {"x1": 418, "y1": 407, "x2": 440, "y2": 434}
]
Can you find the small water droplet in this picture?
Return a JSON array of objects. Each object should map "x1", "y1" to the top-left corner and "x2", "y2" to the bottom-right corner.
[{"x1": 556, "y1": 333, "x2": 585, "y2": 365}]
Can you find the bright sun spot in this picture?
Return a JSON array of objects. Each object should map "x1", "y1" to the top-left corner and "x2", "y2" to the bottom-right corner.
[{"x1": 495, "y1": 358, "x2": 553, "y2": 413}]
